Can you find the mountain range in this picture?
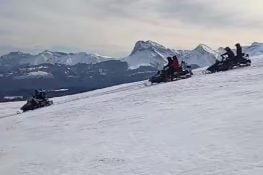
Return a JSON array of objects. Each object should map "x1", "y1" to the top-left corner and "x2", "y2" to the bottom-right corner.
[
  {"x1": 0, "y1": 51, "x2": 111, "y2": 68},
  {"x1": 1, "y1": 40, "x2": 263, "y2": 69},
  {"x1": 0, "y1": 40, "x2": 263, "y2": 102}
]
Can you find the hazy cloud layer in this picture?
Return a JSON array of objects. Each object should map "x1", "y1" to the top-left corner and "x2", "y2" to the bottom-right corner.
[{"x1": 0, "y1": 0, "x2": 263, "y2": 56}]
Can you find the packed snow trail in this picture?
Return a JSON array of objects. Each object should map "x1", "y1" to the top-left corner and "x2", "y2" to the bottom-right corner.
[
  {"x1": 1, "y1": 59, "x2": 263, "y2": 174},
  {"x1": 0, "y1": 81, "x2": 149, "y2": 119}
]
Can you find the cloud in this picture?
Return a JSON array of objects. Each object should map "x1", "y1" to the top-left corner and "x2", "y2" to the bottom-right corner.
[
  {"x1": 155, "y1": 0, "x2": 263, "y2": 28},
  {"x1": 1, "y1": 0, "x2": 263, "y2": 27},
  {"x1": 0, "y1": 0, "x2": 262, "y2": 56},
  {"x1": 59, "y1": 0, "x2": 263, "y2": 28},
  {"x1": 84, "y1": 0, "x2": 263, "y2": 28}
]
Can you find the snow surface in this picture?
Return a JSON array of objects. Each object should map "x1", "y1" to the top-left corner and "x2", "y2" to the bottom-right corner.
[
  {"x1": 1, "y1": 58, "x2": 263, "y2": 174},
  {"x1": 14, "y1": 71, "x2": 54, "y2": 79},
  {"x1": 50, "y1": 89, "x2": 69, "y2": 92},
  {"x1": 4, "y1": 96, "x2": 23, "y2": 100}
]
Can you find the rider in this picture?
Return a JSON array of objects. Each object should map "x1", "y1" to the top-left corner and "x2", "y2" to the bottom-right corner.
[
  {"x1": 221, "y1": 47, "x2": 236, "y2": 66},
  {"x1": 163, "y1": 56, "x2": 181, "y2": 80},
  {"x1": 221, "y1": 47, "x2": 235, "y2": 60},
  {"x1": 163, "y1": 57, "x2": 174, "y2": 80},
  {"x1": 171, "y1": 56, "x2": 182, "y2": 79},
  {"x1": 33, "y1": 89, "x2": 47, "y2": 100},
  {"x1": 171, "y1": 56, "x2": 181, "y2": 72},
  {"x1": 33, "y1": 90, "x2": 39, "y2": 99},
  {"x1": 235, "y1": 43, "x2": 244, "y2": 64},
  {"x1": 164, "y1": 57, "x2": 173, "y2": 70}
]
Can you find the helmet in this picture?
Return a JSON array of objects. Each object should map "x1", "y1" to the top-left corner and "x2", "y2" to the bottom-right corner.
[
  {"x1": 167, "y1": 57, "x2": 172, "y2": 61},
  {"x1": 225, "y1": 47, "x2": 231, "y2": 51}
]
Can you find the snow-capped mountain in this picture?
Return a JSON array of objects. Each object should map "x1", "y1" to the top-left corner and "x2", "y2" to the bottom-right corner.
[
  {"x1": 124, "y1": 41, "x2": 218, "y2": 69},
  {"x1": 123, "y1": 40, "x2": 177, "y2": 69},
  {"x1": 0, "y1": 51, "x2": 112, "y2": 67},
  {"x1": 181, "y1": 44, "x2": 218, "y2": 67},
  {"x1": 244, "y1": 42, "x2": 263, "y2": 57},
  {"x1": 1, "y1": 41, "x2": 263, "y2": 70},
  {"x1": 0, "y1": 52, "x2": 33, "y2": 67}
]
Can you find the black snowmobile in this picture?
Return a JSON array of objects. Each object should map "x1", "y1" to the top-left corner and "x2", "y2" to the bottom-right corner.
[
  {"x1": 149, "y1": 66, "x2": 193, "y2": 84},
  {"x1": 20, "y1": 90, "x2": 53, "y2": 112},
  {"x1": 205, "y1": 54, "x2": 251, "y2": 74}
]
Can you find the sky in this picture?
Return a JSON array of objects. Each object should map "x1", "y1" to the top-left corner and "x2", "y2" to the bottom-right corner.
[{"x1": 0, "y1": 0, "x2": 263, "y2": 57}]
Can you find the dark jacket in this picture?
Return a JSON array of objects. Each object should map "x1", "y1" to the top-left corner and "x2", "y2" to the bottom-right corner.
[
  {"x1": 222, "y1": 48, "x2": 235, "y2": 59},
  {"x1": 164, "y1": 59, "x2": 173, "y2": 69},
  {"x1": 236, "y1": 44, "x2": 243, "y2": 58}
]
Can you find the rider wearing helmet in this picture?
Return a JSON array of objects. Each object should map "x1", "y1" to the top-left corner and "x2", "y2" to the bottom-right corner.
[
  {"x1": 33, "y1": 89, "x2": 47, "y2": 100},
  {"x1": 163, "y1": 56, "x2": 182, "y2": 80},
  {"x1": 221, "y1": 47, "x2": 236, "y2": 67},
  {"x1": 171, "y1": 56, "x2": 181, "y2": 73},
  {"x1": 164, "y1": 57, "x2": 173, "y2": 69},
  {"x1": 235, "y1": 43, "x2": 244, "y2": 64},
  {"x1": 221, "y1": 47, "x2": 235, "y2": 60},
  {"x1": 163, "y1": 57, "x2": 174, "y2": 80}
]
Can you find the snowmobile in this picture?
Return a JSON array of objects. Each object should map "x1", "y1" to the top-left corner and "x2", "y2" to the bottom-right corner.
[
  {"x1": 205, "y1": 54, "x2": 251, "y2": 74},
  {"x1": 20, "y1": 94, "x2": 53, "y2": 112},
  {"x1": 149, "y1": 66, "x2": 193, "y2": 84}
]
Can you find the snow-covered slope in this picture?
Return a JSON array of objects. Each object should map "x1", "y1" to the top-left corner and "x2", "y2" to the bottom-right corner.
[
  {"x1": 0, "y1": 51, "x2": 111, "y2": 67},
  {"x1": 1, "y1": 60, "x2": 263, "y2": 174}
]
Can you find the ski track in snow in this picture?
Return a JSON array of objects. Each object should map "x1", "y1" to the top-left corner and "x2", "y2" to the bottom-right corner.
[{"x1": 0, "y1": 59, "x2": 263, "y2": 174}]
